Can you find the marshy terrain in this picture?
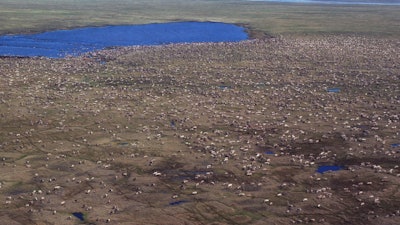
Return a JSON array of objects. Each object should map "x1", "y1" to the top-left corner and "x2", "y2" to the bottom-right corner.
[
  {"x1": 0, "y1": 35, "x2": 399, "y2": 224},
  {"x1": 1, "y1": 0, "x2": 400, "y2": 224}
]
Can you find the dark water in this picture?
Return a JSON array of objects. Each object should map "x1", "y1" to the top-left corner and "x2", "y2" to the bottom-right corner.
[
  {"x1": 317, "y1": 165, "x2": 343, "y2": 173},
  {"x1": 169, "y1": 200, "x2": 188, "y2": 206},
  {"x1": 72, "y1": 212, "x2": 84, "y2": 221},
  {"x1": 219, "y1": 85, "x2": 233, "y2": 90},
  {"x1": 327, "y1": 88, "x2": 341, "y2": 93},
  {"x1": 0, "y1": 21, "x2": 248, "y2": 58},
  {"x1": 249, "y1": 0, "x2": 400, "y2": 5},
  {"x1": 118, "y1": 142, "x2": 129, "y2": 147}
]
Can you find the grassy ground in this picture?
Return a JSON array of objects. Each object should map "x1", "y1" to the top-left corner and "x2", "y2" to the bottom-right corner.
[
  {"x1": 1, "y1": 1, "x2": 400, "y2": 225},
  {"x1": 0, "y1": 35, "x2": 399, "y2": 225},
  {"x1": 0, "y1": 0, "x2": 399, "y2": 36}
]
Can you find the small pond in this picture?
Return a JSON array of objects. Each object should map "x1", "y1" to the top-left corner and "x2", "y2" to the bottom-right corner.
[
  {"x1": 169, "y1": 200, "x2": 189, "y2": 206},
  {"x1": 0, "y1": 21, "x2": 248, "y2": 58},
  {"x1": 264, "y1": 150, "x2": 275, "y2": 155},
  {"x1": 72, "y1": 212, "x2": 84, "y2": 221},
  {"x1": 219, "y1": 85, "x2": 233, "y2": 90},
  {"x1": 327, "y1": 88, "x2": 341, "y2": 93},
  {"x1": 317, "y1": 165, "x2": 344, "y2": 174}
]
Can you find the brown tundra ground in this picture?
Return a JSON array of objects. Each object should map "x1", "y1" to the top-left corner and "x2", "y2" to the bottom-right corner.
[{"x1": 0, "y1": 35, "x2": 399, "y2": 225}]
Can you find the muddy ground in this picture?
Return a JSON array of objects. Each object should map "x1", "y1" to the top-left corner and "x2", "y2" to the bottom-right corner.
[{"x1": 0, "y1": 35, "x2": 399, "y2": 224}]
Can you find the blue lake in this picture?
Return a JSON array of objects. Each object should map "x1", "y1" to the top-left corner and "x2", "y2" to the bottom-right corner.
[
  {"x1": 0, "y1": 21, "x2": 248, "y2": 58},
  {"x1": 249, "y1": 0, "x2": 400, "y2": 5}
]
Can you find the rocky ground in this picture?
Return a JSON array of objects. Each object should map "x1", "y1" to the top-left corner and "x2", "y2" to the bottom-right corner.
[{"x1": 0, "y1": 35, "x2": 399, "y2": 224}]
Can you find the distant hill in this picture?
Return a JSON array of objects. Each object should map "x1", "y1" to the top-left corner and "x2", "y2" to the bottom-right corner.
[
  {"x1": 311, "y1": 0, "x2": 400, "y2": 4},
  {"x1": 253, "y1": 0, "x2": 400, "y2": 4}
]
